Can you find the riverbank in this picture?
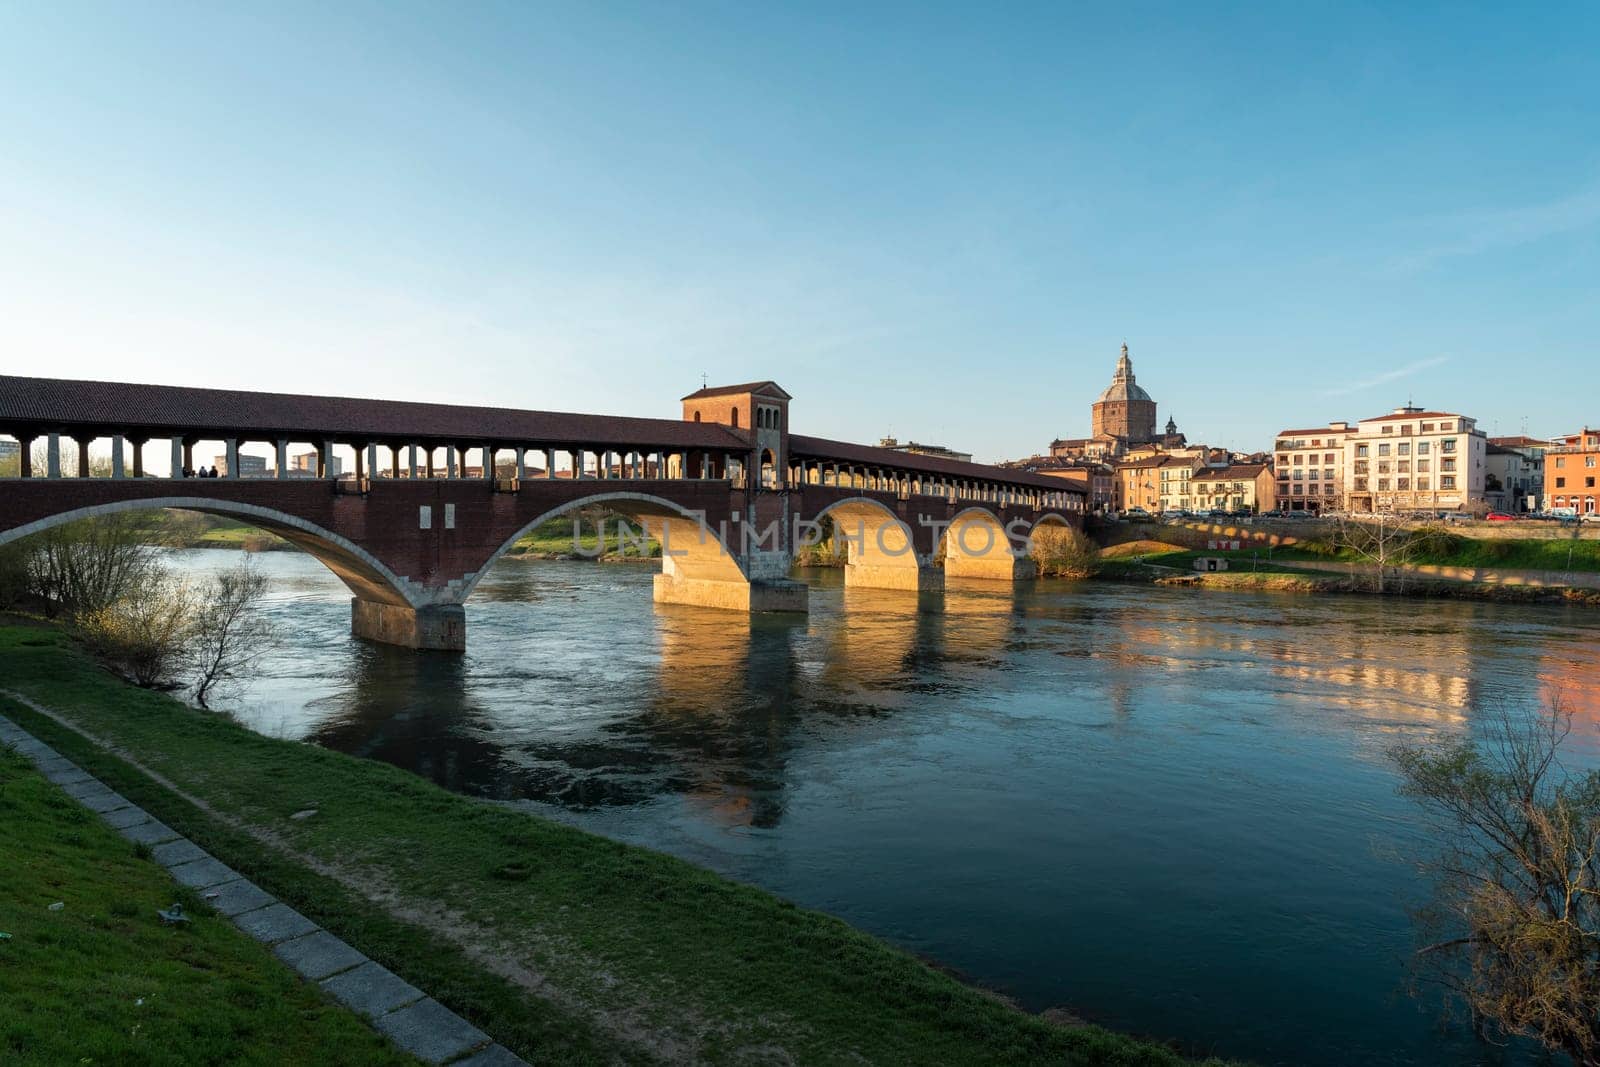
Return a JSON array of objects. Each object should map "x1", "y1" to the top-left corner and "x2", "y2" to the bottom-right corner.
[
  {"x1": 0, "y1": 623, "x2": 1231, "y2": 1066},
  {"x1": 0, "y1": 743, "x2": 413, "y2": 1065},
  {"x1": 1093, "y1": 543, "x2": 1600, "y2": 606}
]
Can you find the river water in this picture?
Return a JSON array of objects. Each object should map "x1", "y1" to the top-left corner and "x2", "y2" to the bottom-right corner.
[{"x1": 166, "y1": 548, "x2": 1600, "y2": 1066}]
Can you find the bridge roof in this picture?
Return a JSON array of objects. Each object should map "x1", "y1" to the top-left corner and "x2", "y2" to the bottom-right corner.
[
  {"x1": 789, "y1": 434, "x2": 1087, "y2": 493},
  {"x1": 0, "y1": 375, "x2": 751, "y2": 450}
]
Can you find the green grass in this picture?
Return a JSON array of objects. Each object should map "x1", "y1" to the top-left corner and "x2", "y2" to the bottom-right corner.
[
  {"x1": 0, "y1": 625, "x2": 1232, "y2": 1066},
  {"x1": 509, "y1": 516, "x2": 660, "y2": 558},
  {"x1": 1278, "y1": 533, "x2": 1600, "y2": 573},
  {"x1": 0, "y1": 747, "x2": 415, "y2": 1066}
]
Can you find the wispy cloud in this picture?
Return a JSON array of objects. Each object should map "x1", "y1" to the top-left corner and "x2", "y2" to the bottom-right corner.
[
  {"x1": 1324, "y1": 355, "x2": 1448, "y2": 398},
  {"x1": 1384, "y1": 182, "x2": 1600, "y2": 276}
]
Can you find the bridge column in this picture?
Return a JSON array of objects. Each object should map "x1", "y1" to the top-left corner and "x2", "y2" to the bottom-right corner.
[
  {"x1": 350, "y1": 599, "x2": 466, "y2": 653},
  {"x1": 446, "y1": 446, "x2": 458, "y2": 479},
  {"x1": 482, "y1": 444, "x2": 494, "y2": 480},
  {"x1": 110, "y1": 437, "x2": 125, "y2": 479},
  {"x1": 130, "y1": 439, "x2": 147, "y2": 479},
  {"x1": 545, "y1": 449, "x2": 556, "y2": 478},
  {"x1": 75, "y1": 437, "x2": 90, "y2": 478},
  {"x1": 18, "y1": 435, "x2": 33, "y2": 478},
  {"x1": 275, "y1": 439, "x2": 288, "y2": 479},
  {"x1": 169, "y1": 438, "x2": 182, "y2": 478},
  {"x1": 408, "y1": 445, "x2": 419, "y2": 479},
  {"x1": 47, "y1": 434, "x2": 61, "y2": 479},
  {"x1": 225, "y1": 439, "x2": 240, "y2": 478}
]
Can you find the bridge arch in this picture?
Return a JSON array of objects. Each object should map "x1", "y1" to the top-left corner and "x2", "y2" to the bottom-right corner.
[
  {"x1": 809, "y1": 496, "x2": 934, "y2": 592},
  {"x1": 941, "y1": 506, "x2": 1034, "y2": 582},
  {"x1": 0, "y1": 496, "x2": 419, "y2": 608},
  {"x1": 460, "y1": 491, "x2": 749, "y2": 602}
]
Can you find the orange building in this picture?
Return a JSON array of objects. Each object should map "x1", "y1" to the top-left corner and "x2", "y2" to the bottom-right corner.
[{"x1": 1546, "y1": 428, "x2": 1600, "y2": 516}]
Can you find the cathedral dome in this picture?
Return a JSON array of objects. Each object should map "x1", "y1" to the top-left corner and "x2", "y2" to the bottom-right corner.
[{"x1": 1095, "y1": 343, "x2": 1153, "y2": 403}]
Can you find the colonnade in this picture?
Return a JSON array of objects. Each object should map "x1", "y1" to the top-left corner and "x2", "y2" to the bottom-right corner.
[{"x1": 786, "y1": 458, "x2": 1080, "y2": 511}]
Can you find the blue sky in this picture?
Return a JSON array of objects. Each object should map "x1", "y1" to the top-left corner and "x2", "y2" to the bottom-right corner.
[{"x1": 1, "y1": 2, "x2": 1596, "y2": 461}]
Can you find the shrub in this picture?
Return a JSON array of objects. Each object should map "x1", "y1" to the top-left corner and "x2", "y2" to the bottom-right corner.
[
  {"x1": 1407, "y1": 525, "x2": 1464, "y2": 560},
  {"x1": 1031, "y1": 526, "x2": 1101, "y2": 578},
  {"x1": 77, "y1": 573, "x2": 196, "y2": 688}
]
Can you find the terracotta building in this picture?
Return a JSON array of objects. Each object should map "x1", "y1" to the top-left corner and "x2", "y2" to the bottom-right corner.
[
  {"x1": 1546, "y1": 428, "x2": 1600, "y2": 516},
  {"x1": 1273, "y1": 422, "x2": 1355, "y2": 513}
]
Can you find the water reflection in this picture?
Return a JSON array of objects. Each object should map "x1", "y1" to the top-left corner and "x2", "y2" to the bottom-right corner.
[{"x1": 164, "y1": 549, "x2": 1600, "y2": 1067}]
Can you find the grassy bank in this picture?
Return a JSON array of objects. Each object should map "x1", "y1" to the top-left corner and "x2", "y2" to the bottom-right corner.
[
  {"x1": 0, "y1": 746, "x2": 412, "y2": 1065},
  {"x1": 0, "y1": 625, "x2": 1226, "y2": 1066},
  {"x1": 1095, "y1": 542, "x2": 1600, "y2": 605}
]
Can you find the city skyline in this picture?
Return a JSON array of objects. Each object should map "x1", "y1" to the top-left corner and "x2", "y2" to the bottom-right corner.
[{"x1": 2, "y1": 3, "x2": 1596, "y2": 461}]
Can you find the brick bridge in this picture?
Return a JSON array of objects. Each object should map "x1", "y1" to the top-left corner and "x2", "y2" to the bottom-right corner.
[{"x1": 0, "y1": 377, "x2": 1084, "y2": 650}]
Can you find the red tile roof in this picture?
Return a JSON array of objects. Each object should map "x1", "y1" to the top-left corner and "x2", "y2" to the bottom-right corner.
[
  {"x1": 788, "y1": 434, "x2": 1085, "y2": 492},
  {"x1": 0, "y1": 375, "x2": 750, "y2": 449},
  {"x1": 1192, "y1": 463, "x2": 1270, "y2": 482},
  {"x1": 1359, "y1": 411, "x2": 1457, "y2": 423},
  {"x1": 1275, "y1": 426, "x2": 1357, "y2": 437},
  {"x1": 680, "y1": 381, "x2": 792, "y2": 401}
]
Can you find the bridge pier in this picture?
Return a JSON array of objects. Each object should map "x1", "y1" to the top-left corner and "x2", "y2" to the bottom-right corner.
[
  {"x1": 844, "y1": 561, "x2": 944, "y2": 593},
  {"x1": 652, "y1": 574, "x2": 808, "y2": 612},
  {"x1": 350, "y1": 599, "x2": 466, "y2": 652}
]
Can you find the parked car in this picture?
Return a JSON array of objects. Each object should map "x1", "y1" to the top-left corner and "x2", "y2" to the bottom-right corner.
[
  {"x1": 1123, "y1": 507, "x2": 1152, "y2": 519},
  {"x1": 1583, "y1": 513, "x2": 1600, "y2": 524},
  {"x1": 1485, "y1": 512, "x2": 1516, "y2": 522}
]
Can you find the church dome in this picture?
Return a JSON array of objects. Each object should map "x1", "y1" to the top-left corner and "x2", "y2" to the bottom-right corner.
[{"x1": 1095, "y1": 343, "x2": 1153, "y2": 403}]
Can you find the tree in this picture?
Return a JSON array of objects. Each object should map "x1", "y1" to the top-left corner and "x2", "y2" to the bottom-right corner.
[
  {"x1": 1328, "y1": 513, "x2": 1418, "y2": 592},
  {"x1": 1031, "y1": 525, "x2": 1101, "y2": 578},
  {"x1": 1391, "y1": 700, "x2": 1600, "y2": 1063},
  {"x1": 19, "y1": 514, "x2": 167, "y2": 618},
  {"x1": 187, "y1": 560, "x2": 276, "y2": 709},
  {"x1": 77, "y1": 573, "x2": 196, "y2": 688}
]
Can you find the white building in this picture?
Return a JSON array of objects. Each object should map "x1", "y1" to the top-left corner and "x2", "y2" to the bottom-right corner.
[{"x1": 1344, "y1": 405, "x2": 1487, "y2": 514}]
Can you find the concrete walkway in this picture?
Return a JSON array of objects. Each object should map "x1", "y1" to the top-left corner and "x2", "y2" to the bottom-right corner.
[
  {"x1": 0, "y1": 709, "x2": 527, "y2": 1067},
  {"x1": 1282, "y1": 558, "x2": 1600, "y2": 590}
]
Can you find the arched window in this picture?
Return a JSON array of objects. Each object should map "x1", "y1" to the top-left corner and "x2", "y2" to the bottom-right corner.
[
  {"x1": 693, "y1": 411, "x2": 701, "y2": 422},
  {"x1": 731, "y1": 407, "x2": 740, "y2": 428},
  {"x1": 760, "y1": 449, "x2": 777, "y2": 489}
]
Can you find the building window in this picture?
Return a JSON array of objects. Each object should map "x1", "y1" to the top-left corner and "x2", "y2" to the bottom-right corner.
[
  {"x1": 1382, "y1": 426, "x2": 1393, "y2": 434},
  {"x1": 1588, "y1": 457, "x2": 1597, "y2": 468},
  {"x1": 1378, "y1": 479, "x2": 1390, "y2": 491},
  {"x1": 1555, "y1": 457, "x2": 1566, "y2": 468},
  {"x1": 1441, "y1": 458, "x2": 1456, "y2": 472},
  {"x1": 1401, "y1": 425, "x2": 1413, "y2": 436},
  {"x1": 1354, "y1": 478, "x2": 1368, "y2": 491},
  {"x1": 1421, "y1": 423, "x2": 1434, "y2": 432},
  {"x1": 1324, "y1": 453, "x2": 1335, "y2": 464},
  {"x1": 1378, "y1": 443, "x2": 1391, "y2": 456},
  {"x1": 1356, "y1": 444, "x2": 1369, "y2": 458},
  {"x1": 1417, "y1": 477, "x2": 1430, "y2": 490},
  {"x1": 1557, "y1": 476, "x2": 1567, "y2": 488},
  {"x1": 1398, "y1": 478, "x2": 1410, "y2": 491},
  {"x1": 1441, "y1": 476, "x2": 1456, "y2": 490},
  {"x1": 1398, "y1": 442, "x2": 1411, "y2": 456},
  {"x1": 1417, "y1": 442, "x2": 1429, "y2": 455},
  {"x1": 1441, "y1": 438, "x2": 1457, "y2": 453},
  {"x1": 1354, "y1": 460, "x2": 1368, "y2": 474},
  {"x1": 1417, "y1": 460, "x2": 1430, "y2": 472},
  {"x1": 1588, "y1": 477, "x2": 1596, "y2": 489}
]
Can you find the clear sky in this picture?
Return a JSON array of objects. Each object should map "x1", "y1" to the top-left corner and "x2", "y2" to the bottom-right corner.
[{"x1": 2, "y1": 2, "x2": 1596, "y2": 462}]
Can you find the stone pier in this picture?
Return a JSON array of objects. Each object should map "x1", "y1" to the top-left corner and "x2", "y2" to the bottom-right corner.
[{"x1": 350, "y1": 600, "x2": 467, "y2": 652}]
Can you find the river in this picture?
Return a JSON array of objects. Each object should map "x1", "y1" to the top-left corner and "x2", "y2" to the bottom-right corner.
[{"x1": 165, "y1": 548, "x2": 1600, "y2": 1066}]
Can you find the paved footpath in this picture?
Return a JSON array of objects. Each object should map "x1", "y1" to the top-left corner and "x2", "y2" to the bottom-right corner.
[{"x1": 0, "y1": 709, "x2": 528, "y2": 1067}]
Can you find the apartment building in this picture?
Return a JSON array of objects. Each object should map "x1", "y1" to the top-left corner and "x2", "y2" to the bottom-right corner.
[
  {"x1": 1190, "y1": 463, "x2": 1276, "y2": 514},
  {"x1": 1155, "y1": 454, "x2": 1203, "y2": 513},
  {"x1": 1484, "y1": 441, "x2": 1543, "y2": 513},
  {"x1": 1546, "y1": 428, "x2": 1600, "y2": 516},
  {"x1": 1115, "y1": 455, "x2": 1169, "y2": 512},
  {"x1": 1273, "y1": 421, "x2": 1355, "y2": 513},
  {"x1": 1344, "y1": 405, "x2": 1487, "y2": 514}
]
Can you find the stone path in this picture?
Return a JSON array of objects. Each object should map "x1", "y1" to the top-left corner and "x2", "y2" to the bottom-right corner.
[{"x1": 0, "y1": 711, "x2": 528, "y2": 1067}]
